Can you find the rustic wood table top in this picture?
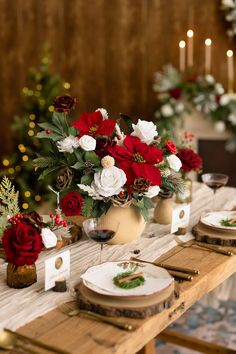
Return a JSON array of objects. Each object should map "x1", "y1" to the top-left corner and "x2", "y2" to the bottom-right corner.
[{"x1": 18, "y1": 242, "x2": 236, "y2": 354}]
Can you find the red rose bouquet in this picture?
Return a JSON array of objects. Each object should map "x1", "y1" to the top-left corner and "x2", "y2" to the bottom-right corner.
[
  {"x1": 176, "y1": 132, "x2": 202, "y2": 176},
  {"x1": 34, "y1": 96, "x2": 185, "y2": 220}
]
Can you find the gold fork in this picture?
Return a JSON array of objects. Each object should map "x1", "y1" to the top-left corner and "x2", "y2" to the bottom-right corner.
[{"x1": 59, "y1": 302, "x2": 134, "y2": 331}]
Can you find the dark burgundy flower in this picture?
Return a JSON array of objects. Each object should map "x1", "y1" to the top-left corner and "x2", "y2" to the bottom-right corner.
[
  {"x1": 169, "y1": 88, "x2": 182, "y2": 100},
  {"x1": 96, "y1": 138, "x2": 117, "y2": 157},
  {"x1": 2, "y1": 222, "x2": 43, "y2": 266},
  {"x1": 53, "y1": 95, "x2": 76, "y2": 113},
  {"x1": 60, "y1": 191, "x2": 83, "y2": 216},
  {"x1": 177, "y1": 148, "x2": 202, "y2": 172}
]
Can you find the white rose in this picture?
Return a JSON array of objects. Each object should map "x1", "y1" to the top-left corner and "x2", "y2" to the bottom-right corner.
[
  {"x1": 215, "y1": 83, "x2": 224, "y2": 95},
  {"x1": 56, "y1": 135, "x2": 80, "y2": 154},
  {"x1": 205, "y1": 75, "x2": 215, "y2": 84},
  {"x1": 145, "y1": 185, "x2": 160, "y2": 198},
  {"x1": 93, "y1": 166, "x2": 127, "y2": 197},
  {"x1": 176, "y1": 102, "x2": 185, "y2": 113},
  {"x1": 167, "y1": 154, "x2": 182, "y2": 172},
  {"x1": 131, "y1": 119, "x2": 158, "y2": 145},
  {"x1": 41, "y1": 228, "x2": 57, "y2": 249},
  {"x1": 96, "y1": 108, "x2": 108, "y2": 120},
  {"x1": 214, "y1": 121, "x2": 226, "y2": 133},
  {"x1": 219, "y1": 94, "x2": 230, "y2": 106},
  {"x1": 79, "y1": 135, "x2": 96, "y2": 151},
  {"x1": 228, "y1": 113, "x2": 236, "y2": 125},
  {"x1": 161, "y1": 104, "x2": 174, "y2": 117}
]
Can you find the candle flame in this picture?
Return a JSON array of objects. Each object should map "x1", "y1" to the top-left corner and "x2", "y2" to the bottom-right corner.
[
  {"x1": 179, "y1": 40, "x2": 186, "y2": 48},
  {"x1": 205, "y1": 38, "x2": 212, "y2": 46},
  {"x1": 227, "y1": 50, "x2": 233, "y2": 57},
  {"x1": 187, "y1": 30, "x2": 194, "y2": 38}
]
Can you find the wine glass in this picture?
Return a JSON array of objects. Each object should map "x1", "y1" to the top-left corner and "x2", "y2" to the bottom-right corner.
[
  {"x1": 82, "y1": 218, "x2": 120, "y2": 263},
  {"x1": 201, "y1": 173, "x2": 229, "y2": 211}
]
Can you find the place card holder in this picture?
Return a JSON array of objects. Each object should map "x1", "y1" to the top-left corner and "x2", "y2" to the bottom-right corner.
[{"x1": 44, "y1": 250, "x2": 70, "y2": 291}]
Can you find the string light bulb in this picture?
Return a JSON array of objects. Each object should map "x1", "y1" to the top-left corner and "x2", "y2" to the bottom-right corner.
[
  {"x1": 28, "y1": 130, "x2": 34, "y2": 136},
  {"x1": 22, "y1": 155, "x2": 29, "y2": 162},
  {"x1": 8, "y1": 168, "x2": 14, "y2": 174},
  {"x1": 48, "y1": 105, "x2": 54, "y2": 112},
  {"x1": 35, "y1": 195, "x2": 41, "y2": 202},
  {"x1": 64, "y1": 82, "x2": 70, "y2": 89},
  {"x1": 29, "y1": 114, "x2": 36, "y2": 120},
  {"x1": 24, "y1": 191, "x2": 31, "y2": 197},
  {"x1": 22, "y1": 203, "x2": 29, "y2": 210},
  {"x1": 2, "y1": 159, "x2": 10, "y2": 166}
]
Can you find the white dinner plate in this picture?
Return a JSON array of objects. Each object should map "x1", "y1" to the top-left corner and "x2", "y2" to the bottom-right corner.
[
  {"x1": 81, "y1": 261, "x2": 174, "y2": 297},
  {"x1": 200, "y1": 211, "x2": 236, "y2": 232}
]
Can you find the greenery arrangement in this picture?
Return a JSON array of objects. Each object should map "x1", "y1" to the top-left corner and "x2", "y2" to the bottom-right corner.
[
  {"x1": 153, "y1": 65, "x2": 236, "y2": 151},
  {"x1": 0, "y1": 48, "x2": 70, "y2": 210}
]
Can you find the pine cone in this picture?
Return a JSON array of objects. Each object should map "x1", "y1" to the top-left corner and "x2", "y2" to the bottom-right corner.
[
  {"x1": 56, "y1": 167, "x2": 74, "y2": 191},
  {"x1": 110, "y1": 191, "x2": 132, "y2": 207},
  {"x1": 132, "y1": 178, "x2": 151, "y2": 193}
]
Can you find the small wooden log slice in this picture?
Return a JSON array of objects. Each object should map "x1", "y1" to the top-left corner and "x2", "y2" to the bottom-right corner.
[
  {"x1": 75, "y1": 281, "x2": 179, "y2": 319},
  {"x1": 192, "y1": 222, "x2": 236, "y2": 246}
]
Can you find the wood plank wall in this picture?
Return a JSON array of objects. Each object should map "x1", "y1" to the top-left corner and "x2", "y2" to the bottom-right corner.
[{"x1": 0, "y1": 0, "x2": 234, "y2": 157}]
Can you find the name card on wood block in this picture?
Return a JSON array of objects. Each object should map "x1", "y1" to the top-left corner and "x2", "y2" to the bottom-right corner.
[
  {"x1": 171, "y1": 204, "x2": 190, "y2": 234},
  {"x1": 44, "y1": 250, "x2": 70, "y2": 291}
]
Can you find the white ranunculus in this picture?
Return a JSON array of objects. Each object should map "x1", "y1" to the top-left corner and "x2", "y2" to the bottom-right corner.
[
  {"x1": 145, "y1": 185, "x2": 160, "y2": 198},
  {"x1": 219, "y1": 94, "x2": 230, "y2": 106},
  {"x1": 228, "y1": 113, "x2": 236, "y2": 125},
  {"x1": 161, "y1": 104, "x2": 174, "y2": 117},
  {"x1": 93, "y1": 166, "x2": 127, "y2": 197},
  {"x1": 131, "y1": 119, "x2": 158, "y2": 145},
  {"x1": 79, "y1": 135, "x2": 96, "y2": 151},
  {"x1": 167, "y1": 154, "x2": 182, "y2": 172},
  {"x1": 96, "y1": 108, "x2": 108, "y2": 120},
  {"x1": 41, "y1": 228, "x2": 57, "y2": 249},
  {"x1": 176, "y1": 102, "x2": 185, "y2": 113},
  {"x1": 56, "y1": 135, "x2": 80, "y2": 154},
  {"x1": 214, "y1": 121, "x2": 226, "y2": 133}
]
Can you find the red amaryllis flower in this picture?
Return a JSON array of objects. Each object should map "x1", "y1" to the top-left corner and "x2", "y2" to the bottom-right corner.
[
  {"x1": 2, "y1": 222, "x2": 43, "y2": 266},
  {"x1": 169, "y1": 88, "x2": 182, "y2": 100},
  {"x1": 71, "y1": 111, "x2": 116, "y2": 138},
  {"x1": 108, "y1": 136, "x2": 163, "y2": 189},
  {"x1": 60, "y1": 191, "x2": 83, "y2": 216},
  {"x1": 177, "y1": 148, "x2": 202, "y2": 172},
  {"x1": 165, "y1": 140, "x2": 177, "y2": 154}
]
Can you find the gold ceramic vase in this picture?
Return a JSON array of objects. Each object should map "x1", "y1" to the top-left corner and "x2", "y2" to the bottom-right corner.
[
  {"x1": 100, "y1": 204, "x2": 146, "y2": 244},
  {"x1": 6, "y1": 263, "x2": 37, "y2": 288}
]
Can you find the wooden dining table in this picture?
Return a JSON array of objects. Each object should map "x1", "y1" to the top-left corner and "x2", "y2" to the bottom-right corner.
[{"x1": 2, "y1": 182, "x2": 236, "y2": 354}]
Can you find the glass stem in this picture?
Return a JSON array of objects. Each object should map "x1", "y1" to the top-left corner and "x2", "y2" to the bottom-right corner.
[
  {"x1": 99, "y1": 243, "x2": 104, "y2": 264},
  {"x1": 212, "y1": 190, "x2": 216, "y2": 211}
]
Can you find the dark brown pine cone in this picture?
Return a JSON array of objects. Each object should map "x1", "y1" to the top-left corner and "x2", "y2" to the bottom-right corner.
[
  {"x1": 56, "y1": 167, "x2": 74, "y2": 191},
  {"x1": 132, "y1": 178, "x2": 151, "y2": 193}
]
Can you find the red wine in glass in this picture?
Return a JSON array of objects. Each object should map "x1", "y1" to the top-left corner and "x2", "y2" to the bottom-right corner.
[
  {"x1": 201, "y1": 173, "x2": 229, "y2": 211},
  {"x1": 204, "y1": 180, "x2": 226, "y2": 192},
  {"x1": 88, "y1": 229, "x2": 115, "y2": 243}
]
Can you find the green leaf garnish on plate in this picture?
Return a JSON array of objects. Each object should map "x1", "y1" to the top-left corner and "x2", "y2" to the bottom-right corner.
[
  {"x1": 220, "y1": 218, "x2": 236, "y2": 227},
  {"x1": 113, "y1": 271, "x2": 145, "y2": 289}
]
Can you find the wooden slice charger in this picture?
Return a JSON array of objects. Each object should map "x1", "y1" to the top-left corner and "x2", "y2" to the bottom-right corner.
[
  {"x1": 75, "y1": 281, "x2": 179, "y2": 319},
  {"x1": 192, "y1": 221, "x2": 236, "y2": 246}
]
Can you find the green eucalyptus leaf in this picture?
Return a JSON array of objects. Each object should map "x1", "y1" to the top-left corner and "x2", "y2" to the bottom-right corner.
[
  {"x1": 72, "y1": 161, "x2": 85, "y2": 170},
  {"x1": 81, "y1": 174, "x2": 93, "y2": 185},
  {"x1": 85, "y1": 151, "x2": 100, "y2": 165}
]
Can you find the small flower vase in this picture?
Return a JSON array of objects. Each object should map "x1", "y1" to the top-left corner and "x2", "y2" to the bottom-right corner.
[
  {"x1": 176, "y1": 175, "x2": 192, "y2": 204},
  {"x1": 154, "y1": 192, "x2": 174, "y2": 225},
  {"x1": 6, "y1": 263, "x2": 37, "y2": 289},
  {"x1": 100, "y1": 204, "x2": 146, "y2": 244}
]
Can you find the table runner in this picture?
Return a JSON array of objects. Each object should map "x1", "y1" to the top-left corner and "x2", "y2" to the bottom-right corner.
[{"x1": 0, "y1": 182, "x2": 236, "y2": 330}]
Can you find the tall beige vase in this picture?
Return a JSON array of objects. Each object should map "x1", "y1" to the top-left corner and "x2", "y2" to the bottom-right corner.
[
  {"x1": 154, "y1": 197, "x2": 173, "y2": 225},
  {"x1": 101, "y1": 204, "x2": 146, "y2": 244}
]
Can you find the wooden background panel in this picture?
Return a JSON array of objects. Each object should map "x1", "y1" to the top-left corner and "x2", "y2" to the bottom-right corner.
[{"x1": 0, "y1": 0, "x2": 235, "y2": 157}]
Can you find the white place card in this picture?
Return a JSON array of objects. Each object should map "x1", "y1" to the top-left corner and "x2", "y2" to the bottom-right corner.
[
  {"x1": 44, "y1": 250, "x2": 70, "y2": 291},
  {"x1": 171, "y1": 203, "x2": 191, "y2": 234}
]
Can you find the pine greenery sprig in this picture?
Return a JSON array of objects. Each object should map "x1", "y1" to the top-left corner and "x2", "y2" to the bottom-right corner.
[{"x1": 161, "y1": 173, "x2": 186, "y2": 195}]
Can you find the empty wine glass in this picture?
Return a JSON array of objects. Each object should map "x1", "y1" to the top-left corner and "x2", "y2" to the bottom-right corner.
[
  {"x1": 201, "y1": 173, "x2": 229, "y2": 211},
  {"x1": 82, "y1": 218, "x2": 120, "y2": 263}
]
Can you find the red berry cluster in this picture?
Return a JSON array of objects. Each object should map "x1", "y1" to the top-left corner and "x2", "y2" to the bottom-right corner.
[
  {"x1": 8, "y1": 214, "x2": 24, "y2": 224},
  {"x1": 50, "y1": 213, "x2": 68, "y2": 227}
]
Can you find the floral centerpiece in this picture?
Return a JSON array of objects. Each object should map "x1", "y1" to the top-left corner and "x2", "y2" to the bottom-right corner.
[
  {"x1": 34, "y1": 95, "x2": 184, "y2": 243},
  {"x1": 175, "y1": 132, "x2": 203, "y2": 203}
]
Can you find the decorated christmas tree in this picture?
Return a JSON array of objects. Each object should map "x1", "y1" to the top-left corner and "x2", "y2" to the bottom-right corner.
[{"x1": 1, "y1": 48, "x2": 70, "y2": 210}]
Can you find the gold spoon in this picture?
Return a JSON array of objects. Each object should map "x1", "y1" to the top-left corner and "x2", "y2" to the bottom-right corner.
[{"x1": 0, "y1": 330, "x2": 39, "y2": 353}]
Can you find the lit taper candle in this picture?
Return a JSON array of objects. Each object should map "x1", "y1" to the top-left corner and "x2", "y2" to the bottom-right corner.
[
  {"x1": 227, "y1": 50, "x2": 234, "y2": 93},
  {"x1": 187, "y1": 29, "x2": 194, "y2": 67},
  {"x1": 205, "y1": 38, "x2": 212, "y2": 75},
  {"x1": 179, "y1": 40, "x2": 186, "y2": 73}
]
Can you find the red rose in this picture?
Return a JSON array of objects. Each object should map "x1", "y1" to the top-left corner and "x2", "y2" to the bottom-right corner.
[
  {"x1": 165, "y1": 140, "x2": 177, "y2": 154},
  {"x1": 169, "y1": 88, "x2": 182, "y2": 100},
  {"x1": 2, "y1": 222, "x2": 42, "y2": 266},
  {"x1": 53, "y1": 95, "x2": 76, "y2": 113},
  {"x1": 60, "y1": 191, "x2": 83, "y2": 216},
  {"x1": 177, "y1": 148, "x2": 202, "y2": 172}
]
